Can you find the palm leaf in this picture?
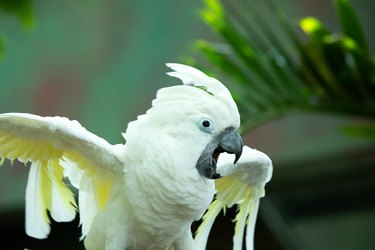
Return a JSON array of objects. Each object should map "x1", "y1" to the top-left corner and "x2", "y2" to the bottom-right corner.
[
  {"x1": 334, "y1": 0, "x2": 369, "y2": 53},
  {"x1": 192, "y1": 0, "x2": 375, "y2": 134}
]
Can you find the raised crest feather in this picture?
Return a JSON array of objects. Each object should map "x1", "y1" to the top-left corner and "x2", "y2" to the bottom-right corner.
[{"x1": 166, "y1": 63, "x2": 233, "y2": 100}]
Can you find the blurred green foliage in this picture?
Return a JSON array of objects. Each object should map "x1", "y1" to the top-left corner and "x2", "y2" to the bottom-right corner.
[
  {"x1": 192, "y1": 0, "x2": 375, "y2": 137},
  {"x1": 0, "y1": 0, "x2": 34, "y2": 58},
  {"x1": 0, "y1": 34, "x2": 5, "y2": 61},
  {"x1": 0, "y1": 0, "x2": 34, "y2": 27}
]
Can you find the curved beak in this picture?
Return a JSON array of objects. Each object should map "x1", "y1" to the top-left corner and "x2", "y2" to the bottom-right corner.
[
  {"x1": 196, "y1": 127, "x2": 243, "y2": 179},
  {"x1": 219, "y1": 128, "x2": 243, "y2": 164}
]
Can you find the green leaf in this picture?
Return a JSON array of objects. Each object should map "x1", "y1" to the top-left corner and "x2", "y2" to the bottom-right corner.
[
  {"x1": 200, "y1": 0, "x2": 225, "y2": 31},
  {"x1": 300, "y1": 15, "x2": 375, "y2": 101},
  {"x1": 201, "y1": 0, "x2": 291, "y2": 106},
  {"x1": 266, "y1": 2, "x2": 329, "y2": 98},
  {"x1": 224, "y1": 0, "x2": 308, "y2": 101},
  {"x1": 324, "y1": 34, "x2": 375, "y2": 99},
  {"x1": 341, "y1": 124, "x2": 375, "y2": 141},
  {"x1": 0, "y1": 0, "x2": 34, "y2": 29},
  {"x1": 194, "y1": 40, "x2": 274, "y2": 110},
  {"x1": 194, "y1": 0, "x2": 375, "y2": 135},
  {"x1": 0, "y1": 34, "x2": 5, "y2": 61},
  {"x1": 333, "y1": 0, "x2": 368, "y2": 53},
  {"x1": 300, "y1": 17, "x2": 353, "y2": 101},
  {"x1": 300, "y1": 17, "x2": 329, "y2": 42}
]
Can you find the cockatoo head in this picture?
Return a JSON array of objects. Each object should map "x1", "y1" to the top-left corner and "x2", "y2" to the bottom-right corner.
[{"x1": 124, "y1": 63, "x2": 243, "y2": 179}]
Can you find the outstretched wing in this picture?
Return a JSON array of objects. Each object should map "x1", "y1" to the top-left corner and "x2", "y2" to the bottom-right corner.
[
  {"x1": 0, "y1": 113, "x2": 125, "y2": 239},
  {"x1": 194, "y1": 146, "x2": 272, "y2": 250}
]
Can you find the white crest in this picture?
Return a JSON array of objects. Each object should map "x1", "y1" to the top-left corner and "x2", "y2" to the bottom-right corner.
[{"x1": 166, "y1": 63, "x2": 233, "y2": 100}]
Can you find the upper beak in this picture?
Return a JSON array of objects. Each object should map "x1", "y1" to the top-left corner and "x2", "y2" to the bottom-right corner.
[
  {"x1": 219, "y1": 128, "x2": 243, "y2": 164},
  {"x1": 196, "y1": 127, "x2": 243, "y2": 179}
]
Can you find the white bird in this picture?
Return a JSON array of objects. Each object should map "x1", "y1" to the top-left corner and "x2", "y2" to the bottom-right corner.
[{"x1": 0, "y1": 63, "x2": 272, "y2": 250}]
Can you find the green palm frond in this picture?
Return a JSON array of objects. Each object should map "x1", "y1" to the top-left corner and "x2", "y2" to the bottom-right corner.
[{"x1": 192, "y1": 0, "x2": 375, "y2": 134}]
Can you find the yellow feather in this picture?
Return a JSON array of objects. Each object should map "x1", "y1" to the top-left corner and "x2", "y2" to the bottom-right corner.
[
  {"x1": 18, "y1": 142, "x2": 35, "y2": 162},
  {"x1": 66, "y1": 151, "x2": 95, "y2": 176},
  {"x1": 95, "y1": 175, "x2": 113, "y2": 209},
  {"x1": 0, "y1": 134, "x2": 11, "y2": 144},
  {"x1": 233, "y1": 195, "x2": 251, "y2": 250},
  {"x1": 194, "y1": 199, "x2": 225, "y2": 249},
  {"x1": 196, "y1": 199, "x2": 224, "y2": 236},
  {"x1": 215, "y1": 175, "x2": 249, "y2": 207},
  {"x1": 50, "y1": 160, "x2": 77, "y2": 210},
  {"x1": 39, "y1": 161, "x2": 53, "y2": 223},
  {"x1": 1, "y1": 139, "x2": 20, "y2": 158},
  {"x1": 65, "y1": 151, "x2": 112, "y2": 210},
  {"x1": 0, "y1": 114, "x2": 121, "y2": 240}
]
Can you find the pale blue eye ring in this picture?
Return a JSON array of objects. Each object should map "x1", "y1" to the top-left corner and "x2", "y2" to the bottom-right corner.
[{"x1": 198, "y1": 119, "x2": 213, "y2": 133}]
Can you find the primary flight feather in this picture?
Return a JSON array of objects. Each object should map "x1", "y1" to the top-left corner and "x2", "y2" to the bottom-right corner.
[{"x1": 0, "y1": 63, "x2": 272, "y2": 250}]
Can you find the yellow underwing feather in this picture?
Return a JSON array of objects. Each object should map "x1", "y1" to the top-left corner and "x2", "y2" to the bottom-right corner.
[
  {"x1": 0, "y1": 131, "x2": 63, "y2": 162},
  {"x1": 40, "y1": 161, "x2": 53, "y2": 222},
  {"x1": 26, "y1": 162, "x2": 50, "y2": 239},
  {"x1": 194, "y1": 199, "x2": 225, "y2": 249},
  {"x1": 245, "y1": 195, "x2": 260, "y2": 250},
  {"x1": 233, "y1": 195, "x2": 250, "y2": 250},
  {"x1": 65, "y1": 151, "x2": 113, "y2": 210},
  {"x1": 94, "y1": 174, "x2": 113, "y2": 210},
  {"x1": 49, "y1": 160, "x2": 77, "y2": 222},
  {"x1": 0, "y1": 113, "x2": 123, "y2": 239},
  {"x1": 232, "y1": 186, "x2": 262, "y2": 250},
  {"x1": 195, "y1": 147, "x2": 272, "y2": 250}
]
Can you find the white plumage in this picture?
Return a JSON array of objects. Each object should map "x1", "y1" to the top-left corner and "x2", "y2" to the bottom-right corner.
[{"x1": 0, "y1": 63, "x2": 272, "y2": 250}]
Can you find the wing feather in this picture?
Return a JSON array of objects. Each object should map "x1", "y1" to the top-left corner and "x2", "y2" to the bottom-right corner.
[
  {"x1": 245, "y1": 197, "x2": 260, "y2": 250},
  {"x1": 194, "y1": 146, "x2": 272, "y2": 250},
  {"x1": 0, "y1": 113, "x2": 125, "y2": 239},
  {"x1": 49, "y1": 160, "x2": 77, "y2": 222},
  {"x1": 78, "y1": 175, "x2": 99, "y2": 239},
  {"x1": 194, "y1": 199, "x2": 225, "y2": 250},
  {"x1": 25, "y1": 162, "x2": 50, "y2": 239}
]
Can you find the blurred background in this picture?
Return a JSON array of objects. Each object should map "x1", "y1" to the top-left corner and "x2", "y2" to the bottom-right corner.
[{"x1": 0, "y1": 0, "x2": 374, "y2": 249}]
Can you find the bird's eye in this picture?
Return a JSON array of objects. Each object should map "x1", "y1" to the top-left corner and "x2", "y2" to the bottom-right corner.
[
  {"x1": 202, "y1": 120, "x2": 210, "y2": 128},
  {"x1": 198, "y1": 119, "x2": 213, "y2": 133}
]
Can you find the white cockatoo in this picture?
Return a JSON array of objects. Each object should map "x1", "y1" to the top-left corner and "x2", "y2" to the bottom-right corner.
[{"x1": 0, "y1": 63, "x2": 272, "y2": 250}]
